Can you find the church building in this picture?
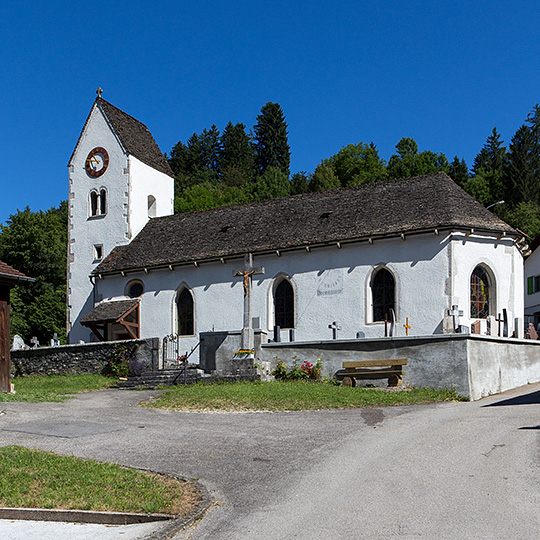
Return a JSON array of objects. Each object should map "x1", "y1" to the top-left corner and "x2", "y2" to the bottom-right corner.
[{"x1": 67, "y1": 95, "x2": 526, "y2": 359}]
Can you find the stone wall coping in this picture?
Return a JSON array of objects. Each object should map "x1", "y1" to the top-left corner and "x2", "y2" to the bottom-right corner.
[
  {"x1": 262, "y1": 333, "x2": 540, "y2": 348},
  {"x1": 11, "y1": 337, "x2": 156, "y2": 354}
]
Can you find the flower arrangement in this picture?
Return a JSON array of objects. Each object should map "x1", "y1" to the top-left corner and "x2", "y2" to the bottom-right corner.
[
  {"x1": 234, "y1": 349, "x2": 254, "y2": 356},
  {"x1": 272, "y1": 358, "x2": 323, "y2": 381}
]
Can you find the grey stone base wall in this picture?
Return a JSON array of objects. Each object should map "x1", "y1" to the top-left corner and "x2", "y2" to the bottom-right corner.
[
  {"x1": 260, "y1": 334, "x2": 540, "y2": 400},
  {"x1": 11, "y1": 338, "x2": 161, "y2": 377}
]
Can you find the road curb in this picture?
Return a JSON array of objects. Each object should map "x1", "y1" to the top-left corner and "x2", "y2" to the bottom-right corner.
[{"x1": 0, "y1": 476, "x2": 213, "y2": 539}]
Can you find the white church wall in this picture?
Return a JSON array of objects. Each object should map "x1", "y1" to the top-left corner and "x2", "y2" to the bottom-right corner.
[
  {"x1": 95, "y1": 231, "x2": 456, "y2": 359},
  {"x1": 68, "y1": 105, "x2": 130, "y2": 343},
  {"x1": 450, "y1": 232, "x2": 524, "y2": 333},
  {"x1": 128, "y1": 156, "x2": 174, "y2": 239}
]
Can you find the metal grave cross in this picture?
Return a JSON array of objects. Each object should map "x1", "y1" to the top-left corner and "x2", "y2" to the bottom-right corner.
[
  {"x1": 233, "y1": 254, "x2": 264, "y2": 350},
  {"x1": 448, "y1": 305, "x2": 463, "y2": 332},
  {"x1": 329, "y1": 321, "x2": 341, "y2": 340},
  {"x1": 403, "y1": 317, "x2": 411, "y2": 336}
]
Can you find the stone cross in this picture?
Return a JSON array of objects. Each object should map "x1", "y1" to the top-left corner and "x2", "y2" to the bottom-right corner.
[
  {"x1": 329, "y1": 321, "x2": 341, "y2": 340},
  {"x1": 30, "y1": 337, "x2": 39, "y2": 349},
  {"x1": 448, "y1": 305, "x2": 463, "y2": 332},
  {"x1": 233, "y1": 254, "x2": 264, "y2": 350}
]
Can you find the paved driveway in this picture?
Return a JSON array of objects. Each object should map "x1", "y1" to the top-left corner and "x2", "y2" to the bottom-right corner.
[{"x1": 1, "y1": 384, "x2": 540, "y2": 539}]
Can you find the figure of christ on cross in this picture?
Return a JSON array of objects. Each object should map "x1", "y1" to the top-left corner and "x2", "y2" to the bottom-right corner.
[{"x1": 233, "y1": 254, "x2": 264, "y2": 350}]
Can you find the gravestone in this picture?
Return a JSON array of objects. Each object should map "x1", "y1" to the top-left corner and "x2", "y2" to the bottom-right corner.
[
  {"x1": 30, "y1": 337, "x2": 39, "y2": 349},
  {"x1": 471, "y1": 321, "x2": 481, "y2": 334},
  {"x1": 12, "y1": 335, "x2": 26, "y2": 350},
  {"x1": 442, "y1": 315, "x2": 455, "y2": 334},
  {"x1": 514, "y1": 318, "x2": 524, "y2": 339},
  {"x1": 527, "y1": 323, "x2": 538, "y2": 340},
  {"x1": 49, "y1": 333, "x2": 60, "y2": 347},
  {"x1": 486, "y1": 316, "x2": 496, "y2": 336},
  {"x1": 444, "y1": 305, "x2": 463, "y2": 333}
]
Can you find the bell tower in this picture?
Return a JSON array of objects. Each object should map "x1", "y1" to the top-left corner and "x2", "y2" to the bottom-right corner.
[{"x1": 66, "y1": 89, "x2": 174, "y2": 343}]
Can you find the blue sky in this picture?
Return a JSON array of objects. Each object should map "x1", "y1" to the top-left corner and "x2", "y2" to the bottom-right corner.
[{"x1": 2, "y1": 0, "x2": 540, "y2": 225}]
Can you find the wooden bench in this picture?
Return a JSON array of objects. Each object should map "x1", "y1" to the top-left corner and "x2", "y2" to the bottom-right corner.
[{"x1": 339, "y1": 358, "x2": 407, "y2": 387}]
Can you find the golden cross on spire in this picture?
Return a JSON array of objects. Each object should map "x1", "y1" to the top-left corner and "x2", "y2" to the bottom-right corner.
[{"x1": 96, "y1": 87, "x2": 103, "y2": 98}]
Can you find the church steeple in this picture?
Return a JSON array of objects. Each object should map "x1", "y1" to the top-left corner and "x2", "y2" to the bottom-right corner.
[{"x1": 66, "y1": 94, "x2": 174, "y2": 343}]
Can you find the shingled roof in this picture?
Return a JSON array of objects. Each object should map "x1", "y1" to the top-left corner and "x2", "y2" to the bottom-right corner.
[
  {"x1": 95, "y1": 173, "x2": 519, "y2": 275},
  {"x1": 69, "y1": 96, "x2": 173, "y2": 177},
  {"x1": 0, "y1": 261, "x2": 34, "y2": 285},
  {"x1": 80, "y1": 299, "x2": 139, "y2": 324}
]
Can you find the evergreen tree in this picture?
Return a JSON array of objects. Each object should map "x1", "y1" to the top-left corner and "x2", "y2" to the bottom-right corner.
[
  {"x1": 325, "y1": 142, "x2": 387, "y2": 187},
  {"x1": 505, "y1": 124, "x2": 538, "y2": 205},
  {"x1": 290, "y1": 172, "x2": 310, "y2": 195},
  {"x1": 448, "y1": 156, "x2": 469, "y2": 188},
  {"x1": 186, "y1": 125, "x2": 221, "y2": 175},
  {"x1": 471, "y1": 128, "x2": 507, "y2": 203},
  {"x1": 219, "y1": 122, "x2": 254, "y2": 187},
  {"x1": 253, "y1": 102, "x2": 291, "y2": 177}
]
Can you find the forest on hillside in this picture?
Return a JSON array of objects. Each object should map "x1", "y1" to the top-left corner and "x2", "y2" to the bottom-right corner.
[{"x1": 2, "y1": 102, "x2": 540, "y2": 343}]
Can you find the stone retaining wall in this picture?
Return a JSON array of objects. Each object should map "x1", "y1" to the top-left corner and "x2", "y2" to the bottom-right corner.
[
  {"x1": 11, "y1": 338, "x2": 161, "y2": 376},
  {"x1": 259, "y1": 334, "x2": 540, "y2": 400}
]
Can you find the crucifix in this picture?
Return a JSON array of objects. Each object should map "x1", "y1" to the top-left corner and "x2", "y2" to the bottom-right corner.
[
  {"x1": 233, "y1": 254, "x2": 264, "y2": 350},
  {"x1": 448, "y1": 305, "x2": 463, "y2": 333}
]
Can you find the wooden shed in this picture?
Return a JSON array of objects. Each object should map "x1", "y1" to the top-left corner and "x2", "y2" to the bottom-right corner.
[{"x1": 0, "y1": 261, "x2": 34, "y2": 393}]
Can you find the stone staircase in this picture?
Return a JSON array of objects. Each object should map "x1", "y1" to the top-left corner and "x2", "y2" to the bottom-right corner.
[
  {"x1": 117, "y1": 368, "x2": 208, "y2": 389},
  {"x1": 117, "y1": 365, "x2": 270, "y2": 389}
]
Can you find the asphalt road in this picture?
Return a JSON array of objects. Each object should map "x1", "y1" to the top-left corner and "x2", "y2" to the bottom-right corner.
[{"x1": 1, "y1": 383, "x2": 539, "y2": 539}]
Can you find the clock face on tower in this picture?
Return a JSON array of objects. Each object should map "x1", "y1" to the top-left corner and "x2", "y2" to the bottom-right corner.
[{"x1": 85, "y1": 147, "x2": 109, "y2": 178}]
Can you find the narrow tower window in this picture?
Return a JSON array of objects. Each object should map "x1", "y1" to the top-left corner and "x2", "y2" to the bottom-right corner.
[{"x1": 148, "y1": 195, "x2": 157, "y2": 218}]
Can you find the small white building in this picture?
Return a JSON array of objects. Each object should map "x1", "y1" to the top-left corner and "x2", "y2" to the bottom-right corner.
[
  {"x1": 524, "y1": 235, "x2": 540, "y2": 326},
  {"x1": 67, "y1": 95, "x2": 526, "y2": 363}
]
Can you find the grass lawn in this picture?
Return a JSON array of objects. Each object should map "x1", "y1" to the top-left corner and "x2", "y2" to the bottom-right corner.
[
  {"x1": 0, "y1": 374, "x2": 115, "y2": 402},
  {"x1": 0, "y1": 446, "x2": 201, "y2": 515},
  {"x1": 142, "y1": 380, "x2": 466, "y2": 412}
]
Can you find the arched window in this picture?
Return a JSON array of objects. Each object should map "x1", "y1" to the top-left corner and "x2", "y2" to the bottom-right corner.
[
  {"x1": 274, "y1": 278, "x2": 294, "y2": 329},
  {"x1": 100, "y1": 188, "x2": 107, "y2": 215},
  {"x1": 177, "y1": 288, "x2": 194, "y2": 336},
  {"x1": 89, "y1": 189, "x2": 107, "y2": 217},
  {"x1": 90, "y1": 190, "x2": 99, "y2": 216},
  {"x1": 471, "y1": 265, "x2": 492, "y2": 318},
  {"x1": 148, "y1": 195, "x2": 156, "y2": 218},
  {"x1": 372, "y1": 268, "x2": 395, "y2": 322}
]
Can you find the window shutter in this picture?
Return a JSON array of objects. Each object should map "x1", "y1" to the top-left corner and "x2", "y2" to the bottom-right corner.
[{"x1": 528, "y1": 276, "x2": 534, "y2": 295}]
